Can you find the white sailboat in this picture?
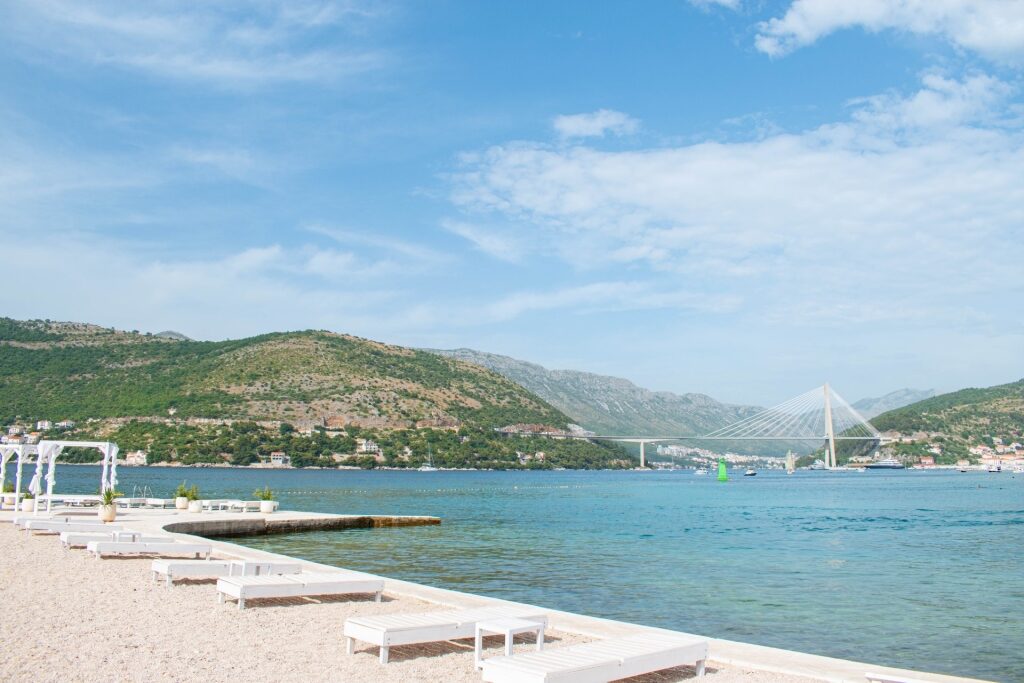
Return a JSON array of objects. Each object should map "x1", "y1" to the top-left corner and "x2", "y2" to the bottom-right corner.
[
  {"x1": 785, "y1": 450, "x2": 795, "y2": 475},
  {"x1": 418, "y1": 446, "x2": 438, "y2": 472}
]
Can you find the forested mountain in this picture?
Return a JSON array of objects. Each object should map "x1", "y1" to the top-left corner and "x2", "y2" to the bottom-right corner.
[
  {"x1": 871, "y1": 379, "x2": 1024, "y2": 445},
  {"x1": 0, "y1": 318, "x2": 630, "y2": 469}
]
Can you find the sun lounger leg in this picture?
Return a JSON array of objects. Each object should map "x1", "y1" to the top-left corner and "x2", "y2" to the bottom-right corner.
[
  {"x1": 218, "y1": 593, "x2": 224, "y2": 604},
  {"x1": 237, "y1": 596, "x2": 245, "y2": 610},
  {"x1": 375, "y1": 591, "x2": 382, "y2": 603},
  {"x1": 379, "y1": 646, "x2": 389, "y2": 664},
  {"x1": 345, "y1": 637, "x2": 354, "y2": 655},
  {"x1": 166, "y1": 574, "x2": 173, "y2": 588},
  {"x1": 696, "y1": 659, "x2": 706, "y2": 677},
  {"x1": 537, "y1": 627, "x2": 544, "y2": 651}
]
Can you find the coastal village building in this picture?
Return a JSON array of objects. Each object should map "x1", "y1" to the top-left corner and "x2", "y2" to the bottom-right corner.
[
  {"x1": 356, "y1": 438, "x2": 381, "y2": 455},
  {"x1": 124, "y1": 450, "x2": 148, "y2": 466},
  {"x1": 254, "y1": 451, "x2": 292, "y2": 468},
  {"x1": 36, "y1": 420, "x2": 53, "y2": 431}
]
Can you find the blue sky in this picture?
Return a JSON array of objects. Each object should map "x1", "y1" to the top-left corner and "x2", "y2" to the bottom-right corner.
[{"x1": 1, "y1": 0, "x2": 1022, "y2": 406}]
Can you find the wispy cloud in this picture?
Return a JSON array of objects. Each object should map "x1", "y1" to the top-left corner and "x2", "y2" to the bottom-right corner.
[
  {"x1": 441, "y1": 219, "x2": 526, "y2": 263},
  {"x1": 486, "y1": 282, "x2": 737, "y2": 322},
  {"x1": 1, "y1": 0, "x2": 390, "y2": 87},
  {"x1": 449, "y1": 73, "x2": 1024, "y2": 330},
  {"x1": 755, "y1": 0, "x2": 1024, "y2": 63},
  {"x1": 553, "y1": 110, "x2": 640, "y2": 139},
  {"x1": 306, "y1": 224, "x2": 451, "y2": 267}
]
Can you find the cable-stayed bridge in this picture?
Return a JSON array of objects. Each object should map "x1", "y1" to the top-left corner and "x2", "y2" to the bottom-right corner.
[{"x1": 521, "y1": 384, "x2": 880, "y2": 468}]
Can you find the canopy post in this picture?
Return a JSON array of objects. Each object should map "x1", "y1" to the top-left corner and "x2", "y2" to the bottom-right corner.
[
  {"x1": 14, "y1": 447, "x2": 24, "y2": 509},
  {"x1": 107, "y1": 443, "x2": 119, "y2": 493}
]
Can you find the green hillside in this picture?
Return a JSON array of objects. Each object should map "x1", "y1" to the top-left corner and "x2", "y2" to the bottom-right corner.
[
  {"x1": 870, "y1": 378, "x2": 1024, "y2": 462},
  {"x1": 0, "y1": 318, "x2": 631, "y2": 469},
  {"x1": 872, "y1": 379, "x2": 1024, "y2": 440},
  {"x1": 0, "y1": 318, "x2": 566, "y2": 428}
]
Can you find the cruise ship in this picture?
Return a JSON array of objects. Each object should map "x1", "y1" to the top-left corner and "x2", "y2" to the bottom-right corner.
[{"x1": 864, "y1": 456, "x2": 905, "y2": 470}]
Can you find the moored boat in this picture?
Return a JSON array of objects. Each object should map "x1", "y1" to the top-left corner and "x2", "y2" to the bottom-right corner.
[{"x1": 864, "y1": 457, "x2": 905, "y2": 470}]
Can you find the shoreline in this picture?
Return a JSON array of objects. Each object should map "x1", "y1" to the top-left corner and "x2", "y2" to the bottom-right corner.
[{"x1": 0, "y1": 507, "x2": 992, "y2": 683}]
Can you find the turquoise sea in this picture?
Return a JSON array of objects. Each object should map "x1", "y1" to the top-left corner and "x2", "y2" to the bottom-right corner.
[{"x1": 51, "y1": 467, "x2": 1023, "y2": 681}]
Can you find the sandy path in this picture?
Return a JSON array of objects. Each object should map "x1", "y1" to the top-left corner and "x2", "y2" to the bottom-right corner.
[{"x1": 0, "y1": 524, "x2": 816, "y2": 682}]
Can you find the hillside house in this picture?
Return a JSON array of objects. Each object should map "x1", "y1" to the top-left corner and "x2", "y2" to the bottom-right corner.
[
  {"x1": 124, "y1": 450, "x2": 148, "y2": 466},
  {"x1": 356, "y1": 438, "x2": 381, "y2": 454},
  {"x1": 255, "y1": 451, "x2": 292, "y2": 468},
  {"x1": 36, "y1": 420, "x2": 53, "y2": 431}
]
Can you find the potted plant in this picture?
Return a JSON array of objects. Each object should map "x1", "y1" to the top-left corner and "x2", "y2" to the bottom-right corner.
[
  {"x1": 253, "y1": 486, "x2": 276, "y2": 514},
  {"x1": 1, "y1": 481, "x2": 14, "y2": 510},
  {"x1": 185, "y1": 484, "x2": 203, "y2": 513},
  {"x1": 20, "y1": 491, "x2": 34, "y2": 512},
  {"x1": 98, "y1": 488, "x2": 118, "y2": 522},
  {"x1": 174, "y1": 481, "x2": 190, "y2": 510}
]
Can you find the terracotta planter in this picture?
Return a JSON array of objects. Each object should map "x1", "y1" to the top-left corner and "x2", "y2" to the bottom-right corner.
[
  {"x1": 20, "y1": 499, "x2": 34, "y2": 512},
  {"x1": 187, "y1": 500, "x2": 203, "y2": 513},
  {"x1": 259, "y1": 500, "x2": 275, "y2": 514},
  {"x1": 98, "y1": 504, "x2": 117, "y2": 522},
  {"x1": 175, "y1": 496, "x2": 189, "y2": 510}
]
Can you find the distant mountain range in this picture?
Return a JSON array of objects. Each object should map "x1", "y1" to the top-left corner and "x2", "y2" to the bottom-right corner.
[
  {"x1": 852, "y1": 388, "x2": 937, "y2": 419},
  {"x1": 427, "y1": 348, "x2": 760, "y2": 436}
]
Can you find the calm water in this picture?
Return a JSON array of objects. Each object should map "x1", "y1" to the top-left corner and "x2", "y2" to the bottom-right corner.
[{"x1": 51, "y1": 466, "x2": 1023, "y2": 681}]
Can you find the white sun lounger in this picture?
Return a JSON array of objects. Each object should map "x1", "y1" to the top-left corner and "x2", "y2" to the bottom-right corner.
[
  {"x1": 480, "y1": 632, "x2": 709, "y2": 683},
  {"x1": 217, "y1": 571, "x2": 384, "y2": 610},
  {"x1": 152, "y1": 559, "x2": 302, "y2": 587},
  {"x1": 87, "y1": 541, "x2": 213, "y2": 559},
  {"x1": 13, "y1": 516, "x2": 74, "y2": 527},
  {"x1": 60, "y1": 530, "x2": 170, "y2": 548},
  {"x1": 25, "y1": 520, "x2": 124, "y2": 534},
  {"x1": 344, "y1": 605, "x2": 549, "y2": 664}
]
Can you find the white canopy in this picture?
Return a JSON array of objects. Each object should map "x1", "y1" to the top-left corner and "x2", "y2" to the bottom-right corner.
[
  {"x1": 0, "y1": 443, "x2": 40, "y2": 508},
  {"x1": 4, "y1": 444, "x2": 119, "y2": 511}
]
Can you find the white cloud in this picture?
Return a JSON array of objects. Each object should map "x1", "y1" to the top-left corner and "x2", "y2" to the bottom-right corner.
[
  {"x1": 1, "y1": 0, "x2": 388, "y2": 86},
  {"x1": 449, "y1": 74, "x2": 1024, "y2": 332},
  {"x1": 441, "y1": 219, "x2": 526, "y2": 263},
  {"x1": 755, "y1": 0, "x2": 1024, "y2": 62},
  {"x1": 553, "y1": 110, "x2": 640, "y2": 139},
  {"x1": 688, "y1": 0, "x2": 742, "y2": 10},
  {"x1": 486, "y1": 282, "x2": 737, "y2": 322},
  {"x1": 306, "y1": 224, "x2": 451, "y2": 266}
]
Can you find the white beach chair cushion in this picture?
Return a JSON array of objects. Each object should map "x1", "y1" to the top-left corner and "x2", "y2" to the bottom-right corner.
[
  {"x1": 60, "y1": 531, "x2": 170, "y2": 547},
  {"x1": 151, "y1": 559, "x2": 302, "y2": 586},
  {"x1": 480, "y1": 632, "x2": 709, "y2": 683},
  {"x1": 86, "y1": 541, "x2": 212, "y2": 558},
  {"x1": 344, "y1": 604, "x2": 549, "y2": 657},
  {"x1": 216, "y1": 571, "x2": 384, "y2": 608},
  {"x1": 26, "y1": 520, "x2": 124, "y2": 534}
]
